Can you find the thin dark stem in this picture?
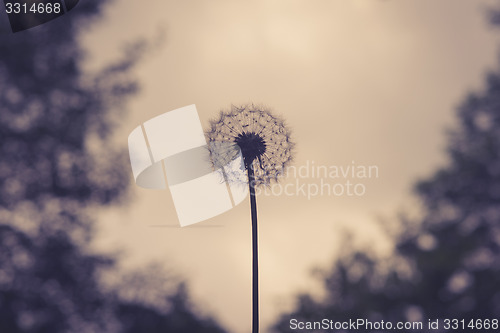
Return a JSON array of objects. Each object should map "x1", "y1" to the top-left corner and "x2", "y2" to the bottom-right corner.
[{"x1": 247, "y1": 165, "x2": 259, "y2": 333}]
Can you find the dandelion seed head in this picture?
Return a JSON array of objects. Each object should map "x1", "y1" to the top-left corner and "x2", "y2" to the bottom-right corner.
[{"x1": 206, "y1": 104, "x2": 294, "y2": 186}]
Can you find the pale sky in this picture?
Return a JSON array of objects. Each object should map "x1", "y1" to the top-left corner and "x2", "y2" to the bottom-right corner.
[{"x1": 82, "y1": 1, "x2": 499, "y2": 332}]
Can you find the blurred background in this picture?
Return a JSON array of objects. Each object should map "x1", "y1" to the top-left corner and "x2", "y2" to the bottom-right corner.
[{"x1": 2, "y1": 0, "x2": 500, "y2": 332}]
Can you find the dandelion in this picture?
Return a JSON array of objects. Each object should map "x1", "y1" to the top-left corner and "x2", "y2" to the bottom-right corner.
[
  {"x1": 206, "y1": 104, "x2": 294, "y2": 333},
  {"x1": 207, "y1": 104, "x2": 294, "y2": 184}
]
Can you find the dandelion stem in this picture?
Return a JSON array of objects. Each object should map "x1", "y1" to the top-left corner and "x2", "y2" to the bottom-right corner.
[{"x1": 247, "y1": 165, "x2": 259, "y2": 333}]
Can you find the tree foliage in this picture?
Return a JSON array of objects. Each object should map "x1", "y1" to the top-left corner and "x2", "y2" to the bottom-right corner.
[
  {"x1": 273, "y1": 12, "x2": 500, "y2": 333},
  {"x1": 0, "y1": 1, "x2": 226, "y2": 332}
]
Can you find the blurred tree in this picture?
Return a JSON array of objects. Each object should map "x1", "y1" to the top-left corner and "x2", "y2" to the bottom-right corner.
[
  {"x1": 273, "y1": 10, "x2": 500, "y2": 333},
  {"x1": 0, "y1": 1, "x2": 226, "y2": 332}
]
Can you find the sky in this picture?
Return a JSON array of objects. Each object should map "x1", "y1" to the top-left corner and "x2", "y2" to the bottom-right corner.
[{"x1": 81, "y1": 1, "x2": 499, "y2": 332}]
